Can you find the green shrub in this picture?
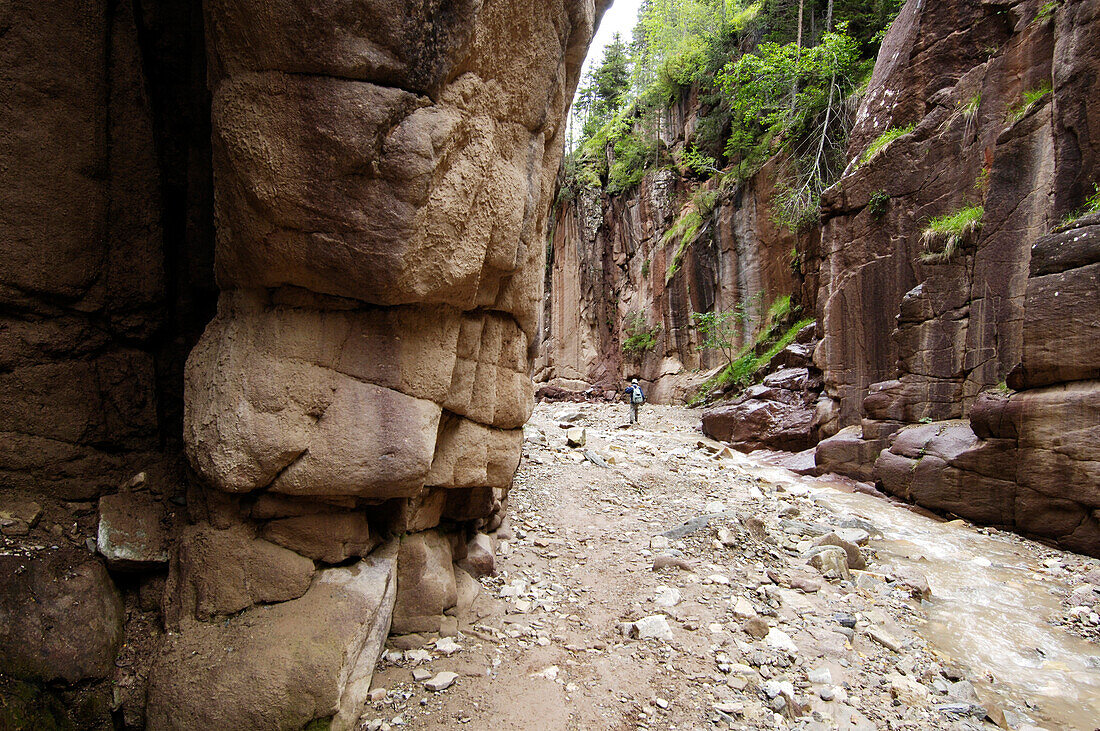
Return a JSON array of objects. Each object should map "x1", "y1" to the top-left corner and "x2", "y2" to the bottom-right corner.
[
  {"x1": 689, "y1": 311, "x2": 814, "y2": 405},
  {"x1": 622, "y1": 313, "x2": 661, "y2": 355},
  {"x1": 868, "y1": 190, "x2": 890, "y2": 220},
  {"x1": 1006, "y1": 83, "x2": 1051, "y2": 124},
  {"x1": 608, "y1": 128, "x2": 659, "y2": 194},
  {"x1": 920, "y1": 205, "x2": 983, "y2": 263},
  {"x1": 687, "y1": 294, "x2": 803, "y2": 404},
  {"x1": 680, "y1": 144, "x2": 720, "y2": 177},
  {"x1": 641, "y1": 258, "x2": 651, "y2": 278},
  {"x1": 859, "y1": 123, "x2": 915, "y2": 166}
]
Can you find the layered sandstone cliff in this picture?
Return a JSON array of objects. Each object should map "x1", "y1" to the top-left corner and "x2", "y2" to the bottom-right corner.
[
  {"x1": 0, "y1": 1, "x2": 604, "y2": 728},
  {"x1": 813, "y1": 0, "x2": 1100, "y2": 555}
]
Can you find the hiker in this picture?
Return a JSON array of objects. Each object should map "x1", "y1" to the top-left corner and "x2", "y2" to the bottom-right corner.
[{"x1": 623, "y1": 379, "x2": 645, "y2": 424}]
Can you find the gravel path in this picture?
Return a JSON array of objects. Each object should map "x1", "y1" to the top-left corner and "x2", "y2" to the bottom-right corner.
[{"x1": 364, "y1": 403, "x2": 1100, "y2": 731}]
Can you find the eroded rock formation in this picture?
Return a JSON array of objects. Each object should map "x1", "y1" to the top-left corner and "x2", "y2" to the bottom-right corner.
[
  {"x1": 813, "y1": 0, "x2": 1100, "y2": 555},
  {"x1": 0, "y1": 1, "x2": 604, "y2": 728}
]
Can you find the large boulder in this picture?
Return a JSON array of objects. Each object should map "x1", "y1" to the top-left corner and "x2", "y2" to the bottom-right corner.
[
  {"x1": 391, "y1": 530, "x2": 457, "y2": 634},
  {"x1": 261, "y1": 512, "x2": 378, "y2": 564},
  {"x1": 97, "y1": 491, "x2": 170, "y2": 570},
  {"x1": 164, "y1": 525, "x2": 316, "y2": 625},
  {"x1": 147, "y1": 547, "x2": 398, "y2": 731},
  {"x1": 0, "y1": 547, "x2": 123, "y2": 684},
  {"x1": 874, "y1": 420, "x2": 1019, "y2": 527},
  {"x1": 702, "y1": 399, "x2": 816, "y2": 453},
  {"x1": 814, "y1": 425, "x2": 884, "y2": 482}
]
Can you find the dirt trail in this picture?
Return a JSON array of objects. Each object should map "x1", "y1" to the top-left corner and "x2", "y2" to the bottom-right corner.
[{"x1": 365, "y1": 403, "x2": 1100, "y2": 731}]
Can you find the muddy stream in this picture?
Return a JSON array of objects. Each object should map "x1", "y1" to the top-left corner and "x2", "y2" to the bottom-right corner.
[{"x1": 738, "y1": 459, "x2": 1100, "y2": 730}]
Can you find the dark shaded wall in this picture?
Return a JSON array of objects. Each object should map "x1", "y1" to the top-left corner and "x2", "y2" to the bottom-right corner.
[
  {"x1": 0, "y1": 0, "x2": 213, "y2": 726},
  {"x1": 0, "y1": 0, "x2": 214, "y2": 499}
]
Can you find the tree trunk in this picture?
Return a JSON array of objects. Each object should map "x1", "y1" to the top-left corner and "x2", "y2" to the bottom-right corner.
[{"x1": 791, "y1": 0, "x2": 805, "y2": 112}]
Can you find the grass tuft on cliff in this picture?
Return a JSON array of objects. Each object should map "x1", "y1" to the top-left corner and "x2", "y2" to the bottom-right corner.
[
  {"x1": 1059, "y1": 183, "x2": 1100, "y2": 227},
  {"x1": 920, "y1": 205, "x2": 983, "y2": 263},
  {"x1": 858, "y1": 123, "x2": 915, "y2": 166},
  {"x1": 1006, "y1": 83, "x2": 1051, "y2": 125},
  {"x1": 663, "y1": 207, "x2": 705, "y2": 283}
]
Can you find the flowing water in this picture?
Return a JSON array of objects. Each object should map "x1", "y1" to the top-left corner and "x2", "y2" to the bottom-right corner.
[{"x1": 738, "y1": 459, "x2": 1100, "y2": 730}]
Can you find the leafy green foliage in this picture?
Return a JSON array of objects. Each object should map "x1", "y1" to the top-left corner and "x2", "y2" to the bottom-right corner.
[
  {"x1": 761, "y1": 0, "x2": 902, "y2": 54},
  {"x1": 688, "y1": 295, "x2": 813, "y2": 405},
  {"x1": 789, "y1": 245, "x2": 803, "y2": 275},
  {"x1": 609, "y1": 126, "x2": 659, "y2": 194},
  {"x1": 858, "y1": 123, "x2": 915, "y2": 166},
  {"x1": 719, "y1": 26, "x2": 860, "y2": 161},
  {"x1": 576, "y1": 34, "x2": 632, "y2": 137},
  {"x1": 561, "y1": 0, "x2": 904, "y2": 219},
  {"x1": 680, "y1": 144, "x2": 721, "y2": 177},
  {"x1": 716, "y1": 23, "x2": 862, "y2": 232},
  {"x1": 920, "y1": 205, "x2": 983, "y2": 263},
  {"x1": 691, "y1": 294, "x2": 761, "y2": 367},
  {"x1": 622, "y1": 312, "x2": 662, "y2": 355},
  {"x1": 868, "y1": 190, "x2": 890, "y2": 220},
  {"x1": 1006, "y1": 83, "x2": 1051, "y2": 125},
  {"x1": 1080, "y1": 183, "x2": 1100, "y2": 215}
]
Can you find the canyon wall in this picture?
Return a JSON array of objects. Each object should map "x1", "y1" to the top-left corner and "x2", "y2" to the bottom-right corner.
[
  {"x1": 537, "y1": 98, "x2": 806, "y2": 403},
  {"x1": 545, "y1": 0, "x2": 1098, "y2": 555},
  {"x1": 813, "y1": 0, "x2": 1100, "y2": 555},
  {"x1": 0, "y1": 0, "x2": 214, "y2": 726},
  {"x1": 0, "y1": 1, "x2": 604, "y2": 728}
]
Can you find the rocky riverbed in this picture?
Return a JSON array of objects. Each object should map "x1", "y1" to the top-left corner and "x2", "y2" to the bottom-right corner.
[{"x1": 361, "y1": 403, "x2": 1100, "y2": 730}]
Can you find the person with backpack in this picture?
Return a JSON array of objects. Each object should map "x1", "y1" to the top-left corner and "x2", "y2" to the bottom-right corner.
[{"x1": 623, "y1": 379, "x2": 645, "y2": 424}]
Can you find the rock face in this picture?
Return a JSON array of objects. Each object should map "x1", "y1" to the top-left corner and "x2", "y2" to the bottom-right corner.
[
  {"x1": 811, "y1": 0, "x2": 1096, "y2": 427},
  {"x1": 148, "y1": 548, "x2": 398, "y2": 731},
  {"x1": 537, "y1": 117, "x2": 805, "y2": 403},
  {"x1": 1, "y1": 0, "x2": 604, "y2": 727},
  {"x1": 0, "y1": 0, "x2": 211, "y2": 723},
  {"x1": 808, "y1": 0, "x2": 1100, "y2": 555},
  {"x1": 0, "y1": 0, "x2": 214, "y2": 502}
]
